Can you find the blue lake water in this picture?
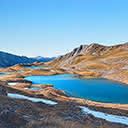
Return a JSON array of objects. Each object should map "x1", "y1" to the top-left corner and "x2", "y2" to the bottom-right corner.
[
  {"x1": 25, "y1": 74, "x2": 128, "y2": 104},
  {"x1": 24, "y1": 66, "x2": 51, "y2": 69},
  {"x1": 29, "y1": 87, "x2": 41, "y2": 90},
  {"x1": 24, "y1": 66, "x2": 41, "y2": 69},
  {"x1": 17, "y1": 70, "x2": 24, "y2": 73}
]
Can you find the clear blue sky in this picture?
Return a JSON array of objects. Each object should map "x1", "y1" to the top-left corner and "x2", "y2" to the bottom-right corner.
[{"x1": 0, "y1": 0, "x2": 128, "y2": 57}]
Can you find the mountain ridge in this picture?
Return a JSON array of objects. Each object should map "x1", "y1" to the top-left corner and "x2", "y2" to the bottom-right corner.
[
  {"x1": 0, "y1": 51, "x2": 54, "y2": 67},
  {"x1": 47, "y1": 42, "x2": 128, "y2": 84}
]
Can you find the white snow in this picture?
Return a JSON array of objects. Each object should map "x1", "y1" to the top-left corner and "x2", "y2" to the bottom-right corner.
[
  {"x1": 8, "y1": 93, "x2": 57, "y2": 105},
  {"x1": 8, "y1": 83, "x2": 17, "y2": 86},
  {"x1": 80, "y1": 106, "x2": 128, "y2": 126},
  {"x1": 24, "y1": 88, "x2": 29, "y2": 90}
]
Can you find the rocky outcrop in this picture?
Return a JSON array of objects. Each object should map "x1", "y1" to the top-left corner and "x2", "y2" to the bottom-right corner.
[{"x1": 0, "y1": 95, "x2": 127, "y2": 128}]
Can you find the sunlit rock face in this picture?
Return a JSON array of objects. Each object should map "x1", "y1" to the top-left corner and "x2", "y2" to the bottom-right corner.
[{"x1": 47, "y1": 43, "x2": 128, "y2": 84}]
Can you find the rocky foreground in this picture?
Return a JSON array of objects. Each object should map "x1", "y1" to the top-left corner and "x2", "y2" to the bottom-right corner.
[{"x1": 0, "y1": 84, "x2": 127, "y2": 128}]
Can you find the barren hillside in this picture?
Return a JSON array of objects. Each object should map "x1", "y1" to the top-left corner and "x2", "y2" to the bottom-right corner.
[{"x1": 47, "y1": 43, "x2": 128, "y2": 84}]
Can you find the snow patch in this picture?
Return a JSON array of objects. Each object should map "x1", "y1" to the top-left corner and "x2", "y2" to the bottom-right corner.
[
  {"x1": 80, "y1": 106, "x2": 128, "y2": 126},
  {"x1": 8, "y1": 93, "x2": 57, "y2": 105},
  {"x1": 24, "y1": 88, "x2": 29, "y2": 90},
  {"x1": 8, "y1": 83, "x2": 17, "y2": 86}
]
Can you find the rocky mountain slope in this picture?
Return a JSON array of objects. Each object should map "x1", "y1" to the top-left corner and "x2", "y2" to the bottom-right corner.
[
  {"x1": 0, "y1": 51, "x2": 54, "y2": 67},
  {"x1": 47, "y1": 43, "x2": 128, "y2": 84}
]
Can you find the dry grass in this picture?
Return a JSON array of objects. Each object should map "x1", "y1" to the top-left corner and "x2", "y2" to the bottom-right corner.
[
  {"x1": 86, "y1": 63, "x2": 110, "y2": 70},
  {"x1": 103, "y1": 48, "x2": 128, "y2": 57},
  {"x1": 71, "y1": 55, "x2": 101, "y2": 65},
  {"x1": 29, "y1": 70, "x2": 56, "y2": 76},
  {"x1": 77, "y1": 71, "x2": 101, "y2": 77}
]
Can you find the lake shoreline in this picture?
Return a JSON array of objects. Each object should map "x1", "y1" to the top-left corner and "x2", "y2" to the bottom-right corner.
[
  {"x1": 0, "y1": 65, "x2": 128, "y2": 127},
  {"x1": 0, "y1": 65, "x2": 128, "y2": 116}
]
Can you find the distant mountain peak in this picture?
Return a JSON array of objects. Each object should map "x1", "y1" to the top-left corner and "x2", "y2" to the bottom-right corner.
[
  {"x1": 35, "y1": 56, "x2": 44, "y2": 60},
  {"x1": 0, "y1": 51, "x2": 55, "y2": 67}
]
